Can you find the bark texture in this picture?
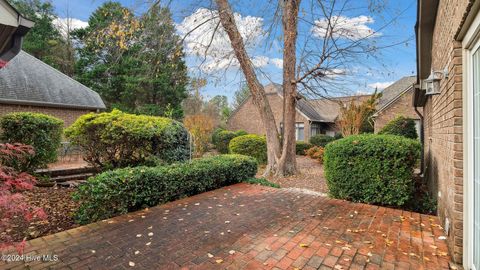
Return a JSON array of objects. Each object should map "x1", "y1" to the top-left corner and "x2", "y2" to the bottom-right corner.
[
  {"x1": 215, "y1": 0, "x2": 281, "y2": 175},
  {"x1": 277, "y1": 0, "x2": 301, "y2": 176}
]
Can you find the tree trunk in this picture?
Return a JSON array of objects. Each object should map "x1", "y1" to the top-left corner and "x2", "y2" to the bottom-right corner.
[
  {"x1": 276, "y1": 0, "x2": 301, "y2": 176},
  {"x1": 215, "y1": 0, "x2": 281, "y2": 175}
]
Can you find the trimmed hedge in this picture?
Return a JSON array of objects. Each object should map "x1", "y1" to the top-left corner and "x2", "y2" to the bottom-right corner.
[
  {"x1": 296, "y1": 141, "x2": 313, "y2": 155},
  {"x1": 65, "y1": 109, "x2": 190, "y2": 169},
  {"x1": 73, "y1": 154, "x2": 257, "y2": 224},
  {"x1": 310, "y1": 134, "x2": 336, "y2": 147},
  {"x1": 324, "y1": 134, "x2": 421, "y2": 206},
  {"x1": 214, "y1": 129, "x2": 247, "y2": 154},
  {"x1": 0, "y1": 112, "x2": 63, "y2": 171},
  {"x1": 378, "y1": 116, "x2": 418, "y2": 139},
  {"x1": 229, "y1": 134, "x2": 267, "y2": 164}
]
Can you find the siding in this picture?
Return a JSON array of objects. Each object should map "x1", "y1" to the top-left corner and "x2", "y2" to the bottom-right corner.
[
  {"x1": 0, "y1": 103, "x2": 95, "y2": 128},
  {"x1": 227, "y1": 94, "x2": 312, "y2": 141}
]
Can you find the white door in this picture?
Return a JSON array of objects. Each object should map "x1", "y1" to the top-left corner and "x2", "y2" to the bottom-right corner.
[{"x1": 473, "y1": 47, "x2": 480, "y2": 270}]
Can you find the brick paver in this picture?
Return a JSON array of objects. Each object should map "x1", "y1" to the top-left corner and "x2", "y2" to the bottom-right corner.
[{"x1": 0, "y1": 183, "x2": 451, "y2": 269}]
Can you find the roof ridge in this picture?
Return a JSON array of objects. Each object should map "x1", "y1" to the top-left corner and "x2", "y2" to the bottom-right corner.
[{"x1": 19, "y1": 51, "x2": 101, "y2": 98}]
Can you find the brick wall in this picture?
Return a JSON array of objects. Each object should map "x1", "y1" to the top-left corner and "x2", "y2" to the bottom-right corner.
[
  {"x1": 0, "y1": 103, "x2": 95, "y2": 128},
  {"x1": 373, "y1": 89, "x2": 420, "y2": 133},
  {"x1": 227, "y1": 94, "x2": 312, "y2": 141},
  {"x1": 422, "y1": 0, "x2": 470, "y2": 263}
]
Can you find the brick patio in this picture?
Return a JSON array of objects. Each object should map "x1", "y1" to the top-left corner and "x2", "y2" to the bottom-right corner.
[{"x1": 1, "y1": 183, "x2": 450, "y2": 270}]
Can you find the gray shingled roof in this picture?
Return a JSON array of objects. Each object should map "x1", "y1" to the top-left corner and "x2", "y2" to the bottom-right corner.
[
  {"x1": 376, "y1": 76, "x2": 416, "y2": 112},
  {"x1": 265, "y1": 83, "x2": 369, "y2": 123},
  {"x1": 0, "y1": 51, "x2": 106, "y2": 110}
]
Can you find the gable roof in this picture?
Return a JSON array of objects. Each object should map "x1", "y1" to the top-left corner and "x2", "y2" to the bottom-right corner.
[
  {"x1": 374, "y1": 76, "x2": 416, "y2": 115},
  {"x1": 265, "y1": 83, "x2": 370, "y2": 123},
  {"x1": 0, "y1": 51, "x2": 106, "y2": 110}
]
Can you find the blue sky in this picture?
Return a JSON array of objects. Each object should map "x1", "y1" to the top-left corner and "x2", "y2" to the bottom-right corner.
[{"x1": 51, "y1": 0, "x2": 417, "y2": 102}]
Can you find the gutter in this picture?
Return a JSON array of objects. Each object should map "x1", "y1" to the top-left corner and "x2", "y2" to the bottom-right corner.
[{"x1": 0, "y1": 98, "x2": 106, "y2": 111}]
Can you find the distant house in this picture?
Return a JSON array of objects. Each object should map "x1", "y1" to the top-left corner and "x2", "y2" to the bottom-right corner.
[
  {"x1": 227, "y1": 83, "x2": 369, "y2": 141},
  {"x1": 372, "y1": 76, "x2": 419, "y2": 134},
  {"x1": 0, "y1": 0, "x2": 33, "y2": 67},
  {"x1": 0, "y1": 51, "x2": 106, "y2": 127}
]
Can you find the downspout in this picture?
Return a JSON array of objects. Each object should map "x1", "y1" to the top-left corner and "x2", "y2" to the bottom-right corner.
[{"x1": 414, "y1": 105, "x2": 425, "y2": 175}]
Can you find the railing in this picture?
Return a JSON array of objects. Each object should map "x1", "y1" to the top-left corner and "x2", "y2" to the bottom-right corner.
[{"x1": 56, "y1": 141, "x2": 83, "y2": 163}]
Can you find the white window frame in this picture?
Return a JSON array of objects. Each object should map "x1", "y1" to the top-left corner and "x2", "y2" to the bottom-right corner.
[{"x1": 462, "y1": 9, "x2": 480, "y2": 269}]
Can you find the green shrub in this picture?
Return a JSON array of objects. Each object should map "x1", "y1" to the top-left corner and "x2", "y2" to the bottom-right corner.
[
  {"x1": 73, "y1": 154, "x2": 257, "y2": 224},
  {"x1": 310, "y1": 134, "x2": 336, "y2": 147},
  {"x1": 324, "y1": 134, "x2": 421, "y2": 206},
  {"x1": 296, "y1": 141, "x2": 313, "y2": 155},
  {"x1": 378, "y1": 116, "x2": 418, "y2": 139},
  {"x1": 211, "y1": 128, "x2": 225, "y2": 145},
  {"x1": 65, "y1": 109, "x2": 190, "y2": 169},
  {"x1": 0, "y1": 112, "x2": 63, "y2": 171},
  {"x1": 229, "y1": 134, "x2": 267, "y2": 164},
  {"x1": 214, "y1": 130, "x2": 247, "y2": 153},
  {"x1": 244, "y1": 177, "x2": 280, "y2": 188}
]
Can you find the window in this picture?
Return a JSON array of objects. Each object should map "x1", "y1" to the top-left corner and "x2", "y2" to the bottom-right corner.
[
  {"x1": 295, "y1": 123, "x2": 304, "y2": 141},
  {"x1": 279, "y1": 122, "x2": 305, "y2": 141},
  {"x1": 311, "y1": 123, "x2": 321, "y2": 136}
]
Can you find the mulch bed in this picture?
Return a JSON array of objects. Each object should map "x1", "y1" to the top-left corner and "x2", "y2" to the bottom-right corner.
[
  {"x1": 257, "y1": 155, "x2": 328, "y2": 193},
  {"x1": 5, "y1": 186, "x2": 80, "y2": 243}
]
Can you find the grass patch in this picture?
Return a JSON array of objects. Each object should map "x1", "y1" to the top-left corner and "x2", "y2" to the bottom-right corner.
[{"x1": 243, "y1": 177, "x2": 280, "y2": 188}]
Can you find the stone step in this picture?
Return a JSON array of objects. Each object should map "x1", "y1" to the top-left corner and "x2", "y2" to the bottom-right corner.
[{"x1": 52, "y1": 173, "x2": 95, "y2": 182}]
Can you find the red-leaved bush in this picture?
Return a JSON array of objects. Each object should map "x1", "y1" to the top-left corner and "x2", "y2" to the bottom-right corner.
[{"x1": 0, "y1": 143, "x2": 46, "y2": 254}]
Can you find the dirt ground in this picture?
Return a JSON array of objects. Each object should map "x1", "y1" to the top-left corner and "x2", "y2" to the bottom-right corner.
[
  {"x1": 257, "y1": 155, "x2": 328, "y2": 193},
  {"x1": 5, "y1": 186, "x2": 80, "y2": 243}
]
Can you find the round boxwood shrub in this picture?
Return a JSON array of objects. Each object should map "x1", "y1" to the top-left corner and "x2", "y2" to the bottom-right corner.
[
  {"x1": 211, "y1": 127, "x2": 225, "y2": 145},
  {"x1": 310, "y1": 134, "x2": 336, "y2": 147},
  {"x1": 229, "y1": 134, "x2": 267, "y2": 164},
  {"x1": 378, "y1": 116, "x2": 418, "y2": 139},
  {"x1": 0, "y1": 112, "x2": 63, "y2": 171},
  {"x1": 65, "y1": 109, "x2": 190, "y2": 169},
  {"x1": 324, "y1": 134, "x2": 421, "y2": 206},
  {"x1": 296, "y1": 141, "x2": 313, "y2": 155},
  {"x1": 73, "y1": 154, "x2": 257, "y2": 224},
  {"x1": 215, "y1": 130, "x2": 247, "y2": 154}
]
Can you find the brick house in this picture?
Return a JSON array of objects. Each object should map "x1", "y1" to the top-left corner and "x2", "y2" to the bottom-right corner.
[
  {"x1": 227, "y1": 83, "x2": 369, "y2": 141},
  {"x1": 372, "y1": 76, "x2": 421, "y2": 134},
  {"x1": 0, "y1": 51, "x2": 106, "y2": 127},
  {"x1": 414, "y1": 0, "x2": 480, "y2": 267}
]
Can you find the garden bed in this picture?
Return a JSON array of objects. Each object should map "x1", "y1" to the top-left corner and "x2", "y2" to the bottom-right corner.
[
  {"x1": 257, "y1": 155, "x2": 328, "y2": 193},
  {"x1": 5, "y1": 186, "x2": 79, "y2": 243}
]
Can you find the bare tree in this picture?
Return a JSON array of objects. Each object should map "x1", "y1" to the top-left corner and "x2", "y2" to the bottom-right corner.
[{"x1": 151, "y1": 0, "x2": 411, "y2": 176}]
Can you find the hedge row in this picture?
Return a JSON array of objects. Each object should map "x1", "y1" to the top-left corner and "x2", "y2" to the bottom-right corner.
[
  {"x1": 0, "y1": 112, "x2": 63, "y2": 172},
  {"x1": 309, "y1": 134, "x2": 337, "y2": 147},
  {"x1": 73, "y1": 154, "x2": 257, "y2": 224},
  {"x1": 324, "y1": 134, "x2": 420, "y2": 206},
  {"x1": 296, "y1": 141, "x2": 313, "y2": 155}
]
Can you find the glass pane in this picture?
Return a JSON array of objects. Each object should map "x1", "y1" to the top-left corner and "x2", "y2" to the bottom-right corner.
[{"x1": 473, "y1": 47, "x2": 480, "y2": 269}]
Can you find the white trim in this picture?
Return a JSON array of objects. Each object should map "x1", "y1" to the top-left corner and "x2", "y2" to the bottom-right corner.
[{"x1": 462, "y1": 9, "x2": 480, "y2": 269}]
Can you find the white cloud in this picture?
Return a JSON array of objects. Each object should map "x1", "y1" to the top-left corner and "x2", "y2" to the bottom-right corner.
[
  {"x1": 312, "y1": 15, "x2": 380, "y2": 40},
  {"x1": 177, "y1": 8, "x2": 272, "y2": 73},
  {"x1": 269, "y1": 58, "x2": 283, "y2": 68},
  {"x1": 53, "y1": 17, "x2": 88, "y2": 36},
  {"x1": 368, "y1": 81, "x2": 393, "y2": 90}
]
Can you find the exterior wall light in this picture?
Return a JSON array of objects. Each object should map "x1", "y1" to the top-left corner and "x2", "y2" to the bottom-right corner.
[{"x1": 423, "y1": 68, "x2": 448, "y2": 95}]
